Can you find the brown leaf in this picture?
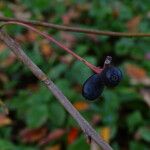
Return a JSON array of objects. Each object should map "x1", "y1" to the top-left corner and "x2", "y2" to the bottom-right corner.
[
  {"x1": 26, "y1": 83, "x2": 39, "y2": 91},
  {"x1": 0, "y1": 42, "x2": 6, "y2": 52},
  {"x1": 25, "y1": 30, "x2": 37, "y2": 42},
  {"x1": 0, "y1": 114, "x2": 12, "y2": 127},
  {"x1": 0, "y1": 1, "x2": 5, "y2": 9},
  {"x1": 44, "y1": 144, "x2": 61, "y2": 150},
  {"x1": 39, "y1": 129, "x2": 65, "y2": 145},
  {"x1": 60, "y1": 32, "x2": 76, "y2": 48},
  {"x1": 62, "y1": 8, "x2": 80, "y2": 25},
  {"x1": 0, "y1": 72, "x2": 9, "y2": 83},
  {"x1": 40, "y1": 40, "x2": 53, "y2": 58},
  {"x1": 10, "y1": 4, "x2": 31, "y2": 20},
  {"x1": 16, "y1": 34, "x2": 26, "y2": 43},
  {"x1": 67, "y1": 128, "x2": 79, "y2": 144},
  {"x1": 140, "y1": 89, "x2": 150, "y2": 107},
  {"x1": 0, "y1": 52, "x2": 16, "y2": 68},
  {"x1": 126, "y1": 16, "x2": 141, "y2": 32},
  {"x1": 59, "y1": 54, "x2": 73, "y2": 64},
  {"x1": 92, "y1": 114, "x2": 101, "y2": 125},
  {"x1": 76, "y1": 3, "x2": 90, "y2": 12},
  {"x1": 73, "y1": 101, "x2": 89, "y2": 111},
  {"x1": 19, "y1": 127, "x2": 47, "y2": 143},
  {"x1": 125, "y1": 64, "x2": 150, "y2": 85}
]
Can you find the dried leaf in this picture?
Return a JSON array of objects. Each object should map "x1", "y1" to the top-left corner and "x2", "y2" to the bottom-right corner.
[
  {"x1": 100, "y1": 127, "x2": 111, "y2": 143},
  {"x1": 67, "y1": 128, "x2": 79, "y2": 144},
  {"x1": 59, "y1": 54, "x2": 73, "y2": 64},
  {"x1": 45, "y1": 144, "x2": 61, "y2": 150},
  {"x1": 0, "y1": 72, "x2": 9, "y2": 83},
  {"x1": 92, "y1": 114, "x2": 101, "y2": 125},
  {"x1": 26, "y1": 83, "x2": 39, "y2": 91},
  {"x1": 0, "y1": 42, "x2": 6, "y2": 52},
  {"x1": 60, "y1": 32, "x2": 76, "y2": 48},
  {"x1": 25, "y1": 30, "x2": 37, "y2": 42},
  {"x1": 40, "y1": 40, "x2": 53, "y2": 58},
  {"x1": 10, "y1": 4, "x2": 31, "y2": 20},
  {"x1": 0, "y1": 52, "x2": 16, "y2": 68},
  {"x1": 19, "y1": 127, "x2": 47, "y2": 143},
  {"x1": 126, "y1": 16, "x2": 141, "y2": 32},
  {"x1": 39, "y1": 129, "x2": 65, "y2": 145},
  {"x1": 0, "y1": 114, "x2": 12, "y2": 127},
  {"x1": 73, "y1": 101, "x2": 89, "y2": 111},
  {"x1": 62, "y1": 8, "x2": 80, "y2": 25},
  {"x1": 125, "y1": 64, "x2": 150, "y2": 85},
  {"x1": 140, "y1": 89, "x2": 150, "y2": 107}
]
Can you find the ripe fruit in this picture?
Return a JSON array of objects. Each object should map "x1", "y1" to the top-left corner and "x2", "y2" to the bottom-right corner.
[
  {"x1": 82, "y1": 66, "x2": 123, "y2": 100},
  {"x1": 102, "y1": 66, "x2": 123, "y2": 87},
  {"x1": 82, "y1": 73, "x2": 105, "y2": 100}
]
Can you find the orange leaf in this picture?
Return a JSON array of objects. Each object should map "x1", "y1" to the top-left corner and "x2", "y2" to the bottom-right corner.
[
  {"x1": 0, "y1": 52, "x2": 16, "y2": 68},
  {"x1": 126, "y1": 16, "x2": 141, "y2": 32},
  {"x1": 67, "y1": 128, "x2": 79, "y2": 144},
  {"x1": 45, "y1": 144, "x2": 61, "y2": 150},
  {"x1": 100, "y1": 127, "x2": 111, "y2": 143},
  {"x1": 0, "y1": 42, "x2": 6, "y2": 52},
  {"x1": 19, "y1": 127, "x2": 47, "y2": 143},
  {"x1": 73, "y1": 101, "x2": 89, "y2": 111},
  {"x1": 125, "y1": 64, "x2": 146, "y2": 79},
  {"x1": 39, "y1": 129, "x2": 65, "y2": 145},
  {"x1": 0, "y1": 114, "x2": 12, "y2": 127},
  {"x1": 40, "y1": 40, "x2": 53, "y2": 58},
  {"x1": 125, "y1": 64, "x2": 150, "y2": 85},
  {"x1": 25, "y1": 30, "x2": 37, "y2": 42}
]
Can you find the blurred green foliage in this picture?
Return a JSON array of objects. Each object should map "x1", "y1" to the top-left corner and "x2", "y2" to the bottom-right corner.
[{"x1": 0, "y1": 0, "x2": 150, "y2": 150}]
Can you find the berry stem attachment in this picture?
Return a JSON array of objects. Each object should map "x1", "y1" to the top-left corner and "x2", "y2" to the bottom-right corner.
[
  {"x1": 103, "y1": 56, "x2": 112, "y2": 68},
  {"x1": 1, "y1": 21, "x2": 101, "y2": 73}
]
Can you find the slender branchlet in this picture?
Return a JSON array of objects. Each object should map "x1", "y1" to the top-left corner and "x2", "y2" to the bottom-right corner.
[
  {"x1": 0, "y1": 17, "x2": 150, "y2": 37},
  {"x1": 1, "y1": 21, "x2": 102, "y2": 73}
]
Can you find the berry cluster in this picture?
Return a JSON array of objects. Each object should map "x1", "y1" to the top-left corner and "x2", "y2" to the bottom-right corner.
[{"x1": 82, "y1": 66, "x2": 123, "y2": 100}]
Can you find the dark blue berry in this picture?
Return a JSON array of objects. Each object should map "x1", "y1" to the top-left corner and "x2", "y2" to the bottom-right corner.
[
  {"x1": 82, "y1": 74, "x2": 104, "y2": 100},
  {"x1": 102, "y1": 66, "x2": 123, "y2": 87}
]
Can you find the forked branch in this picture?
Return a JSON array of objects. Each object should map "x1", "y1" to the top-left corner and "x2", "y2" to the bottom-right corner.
[{"x1": 1, "y1": 21, "x2": 101, "y2": 73}]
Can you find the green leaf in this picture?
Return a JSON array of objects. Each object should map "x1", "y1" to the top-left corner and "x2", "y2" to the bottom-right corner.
[
  {"x1": 0, "y1": 139, "x2": 16, "y2": 150},
  {"x1": 130, "y1": 141, "x2": 149, "y2": 150},
  {"x1": 49, "y1": 103, "x2": 66, "y2": 127},
  {"x1": 25, "y1": 104, "x2": 49, "y2": 128},
  {"x1": 126, "y1": 111, "x2": 143, "y2": 132},
  {"x1": 49, "y1": 64, "x2": 67, "y2": 80},
  {"x1": 139, "y1": 127, "x2": 150, "y2": 142},
  {"x1": 67, "y1": 135, "x2": 90, "y2": 150},
  {"x1": 66, "y1": 57, "x2": 95, "y2": 84}
]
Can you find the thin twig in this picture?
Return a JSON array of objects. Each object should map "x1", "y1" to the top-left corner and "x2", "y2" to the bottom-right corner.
[
  {"x1": 1, "y1": 21, "x2": 101, "y2": 74},
  {"x1": 0, "y1": 17, "x2": 150, "y2": 37},
  {"x1": 0, "y1": 29, "x2": 112, "y2": 150}
]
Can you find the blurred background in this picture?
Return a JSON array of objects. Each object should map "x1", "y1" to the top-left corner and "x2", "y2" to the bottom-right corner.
[{"x1": 0, "y1": 0, "x2": 150, "y2": 150}]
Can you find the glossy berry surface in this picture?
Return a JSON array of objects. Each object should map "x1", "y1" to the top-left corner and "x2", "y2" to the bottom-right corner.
[
  {"x1": 102, "y1": 66, "x2": 123, "y2": 87},
  {"x1": 82, "y1": 74, "x2": 104, "y2": 100}
]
